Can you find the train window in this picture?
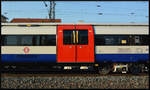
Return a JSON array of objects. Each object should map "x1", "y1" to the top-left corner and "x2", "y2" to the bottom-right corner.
[
  {"x1": 95, "y1": 35, "x2": 149, "y2": 46},
  {"x1": 95, "y1": 35, "x2": 129, "y2": 45},
  {"x1": 63, "y1": 30, "x2": 74, "y2": 45},
  {"x1": 128, "y1": 35, "x2": 135, "y2": 45},
  {"x1": 134, "y1": 36, "x2": 140, "y2": 45},
  {"x1": 95, "y1": 35, "x2": 105, "y2": 45},
  {"x1": 20, "y1": 36, "x2": 33, "y2": 46},
  {"x1": 141, "y1": 35, "x2": 149, "y2": 45},
  {"x1": 118, "y1": 36, "x2": 128, "y2": 45},
  {"x1": 40, "y1": 35, "x2": 56, "y2": 46},
  {"x1": 36, "y1": 36, "x2": 41, "y2": 45},
  {"x1": 95, "y1": 35, "x2": 121, "y2": 45},
  {"x1": 1, "y1": 35, "x2": 5, "y2": 45},
  {"x1": 40, "y1": 36, "x2": 46, "y2": 45},
  {"x1": 128, "y1": 35, "x2": 149, "y2": 45},
  {"x1": 2, "y1": 35, "x2": 56, "y2": 46},
  {"x1": 3, "y1": 36, "x2": 18, "y2": 46},
  {"x1": 47, "y1": 35, "x2": 56, "y2": 46},
  {"x1": 104, "y1": 36, "x2": 119, "y2": 45},
  {"x1": 78, "y1": 30, "x2": 88, "y2": 45}
]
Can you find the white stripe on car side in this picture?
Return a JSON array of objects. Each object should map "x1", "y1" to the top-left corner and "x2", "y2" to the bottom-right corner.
[
  {"x1": 2, "y1": 46, "x2": 56, "y2": 54},
  {"x1": 2, "y1": 26, "x2": 56, "y2": 35},
  {"x1": 94, "y1": 26, "x2": 149, "y2": 34},
  {"x1": 95, "y1": 46, "x2": 149, "y2": 54}
]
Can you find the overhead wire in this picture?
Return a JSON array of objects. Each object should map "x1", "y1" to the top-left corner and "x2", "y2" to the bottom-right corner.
[{"x1": 2, "y1": 1, "x2": 148, "y2": 22}]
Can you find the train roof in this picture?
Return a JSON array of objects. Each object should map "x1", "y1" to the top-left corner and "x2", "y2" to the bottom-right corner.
[{"x1": 2, "y1": 23, "x2": 149, "y2": 26}]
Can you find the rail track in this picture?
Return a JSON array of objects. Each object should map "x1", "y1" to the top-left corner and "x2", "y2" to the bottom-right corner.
[{"x1": 1, "y1": 72, "x2": 148, "y2": 77}]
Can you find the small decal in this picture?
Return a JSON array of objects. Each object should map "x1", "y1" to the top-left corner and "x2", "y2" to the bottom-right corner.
[
  {"x1": 121, "y1": 40, "x2": 127, "y2": 44},
  {"x1": 24, "y1": 47, "x2": 30, "y2": 53}
]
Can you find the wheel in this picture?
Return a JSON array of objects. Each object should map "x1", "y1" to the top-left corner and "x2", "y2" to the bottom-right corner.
[
  {"x1": 129, "y1": 64, "x2": 141, "y2": 74},
  {"x1": 98, "y1": 66, "x2": 111, "y2": 75}
]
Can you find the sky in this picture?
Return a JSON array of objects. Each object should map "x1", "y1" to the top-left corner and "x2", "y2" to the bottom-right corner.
[{"x1": 1, "y1": 1, "x2": 149, "y2": 23}]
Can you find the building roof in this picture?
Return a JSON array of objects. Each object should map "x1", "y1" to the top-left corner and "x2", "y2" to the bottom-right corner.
[
  {"x1": 10, "y1": 18, "x2": 61, "y2": 23},
  {"x1": 2, "y1": 23, "x2": 148, "y2": 26}
]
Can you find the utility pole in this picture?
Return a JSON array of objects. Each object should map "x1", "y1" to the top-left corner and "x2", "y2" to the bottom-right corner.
[
  {"x1": 49, "y1": 1, "x2": 52, "y2": 19},
  {"x1": 49, "y1": 1, "x2": 55, "y2": 20},
  {"x1": 52, "y1": 1, "x2": 56, "y2": 20}
]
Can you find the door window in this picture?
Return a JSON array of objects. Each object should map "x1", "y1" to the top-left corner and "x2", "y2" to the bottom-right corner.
[
  {"x1": 78, "y1": 30, "x2": 88, "y2": 45},
  {"x1": 63, "y1": 30, "x2": 74, "y2": 45}
]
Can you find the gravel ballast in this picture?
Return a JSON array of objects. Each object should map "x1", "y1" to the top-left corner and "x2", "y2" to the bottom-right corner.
[{"x1": 1, "y1": 74, "x2": 149, "y2": 89}]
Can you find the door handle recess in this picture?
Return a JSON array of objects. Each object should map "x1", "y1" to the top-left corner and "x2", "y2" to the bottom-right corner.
[
  {"x1": 73, "y1": 31, "x2": 75, "y2": 44},
  {"x1": 76, "y1": 31, "x2": 78, "y2": 44}
]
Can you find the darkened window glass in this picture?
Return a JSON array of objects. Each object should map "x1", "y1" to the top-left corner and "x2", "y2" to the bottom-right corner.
[
  {"x1": 63, "y1": 30, "x2": 74, "y2": 45},
  {"x1": 104, "y1": 36, "x2": 119, "y2": 45},
  {"x1": 128, "y1": 35, "x2": 149, "y2": 45},
  {"x1": 36, "y1": 36, "x2": 41, "y2": 45},
  {"x1": 95, "y1": 35, "x2": 105, "y2": 45},
  {"x1": 40, "y1": 35, "x2": 56, "y2": 46},
  {"x1": 4, "y1": 36, "x2": 18, "y2": 45},
  {"x1": 128, "y1": 35, "x2": 135, "y2": 45},
  {"x1": 78, "y1": 30, "x2": 88, "y2": 45},
  {"x1": 1, "y1": 35, "x2": 5, "y2": 45},
  {"x1": 20, "y1": 36, "x2": 33, "y2": 46},
  {"x1": 140, "y1": 35, "x2": 149, "y2": 45},
  {"x1": 95, "y1": 35, "x2": 148, "y2": 45},
  {"x1": 2, "y1": 35, "x2": 56, "y2": 46},
  {"x1": 118, "y1": 36, "x2": 129, "y2": 45},
  {"x1": 47, "y1": 35, "x2": 56, "y2": 46},
  {"x1": 95, "y1": 35, "x2": 121, "y2": 45}
]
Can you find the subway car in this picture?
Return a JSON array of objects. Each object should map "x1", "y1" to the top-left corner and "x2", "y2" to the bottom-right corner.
[{"x1": 1, "y1": 23, "x2": 149, "y2": 74}]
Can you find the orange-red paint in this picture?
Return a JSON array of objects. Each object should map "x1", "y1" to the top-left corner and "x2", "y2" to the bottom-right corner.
[
  {"x1": 76, "y1": 25, "x2": 95, "y2": 63},
  {"x1": 57, "y1": 25, "x2": 76, "y2": 62},
  {"x1": 57, "y1": 25, "x2": 95, "y2": 63}
]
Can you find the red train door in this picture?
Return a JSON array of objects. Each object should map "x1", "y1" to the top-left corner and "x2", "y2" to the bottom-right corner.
[
  {"x1": 76, "y1": 25, "x2": 95, "y2": 62},
  {"x1": 57, "y1": 25, "x2": 94, "y2": 63},
  {"x1": 57, "y1": 25, "x2": 76, "y2": 62}
]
